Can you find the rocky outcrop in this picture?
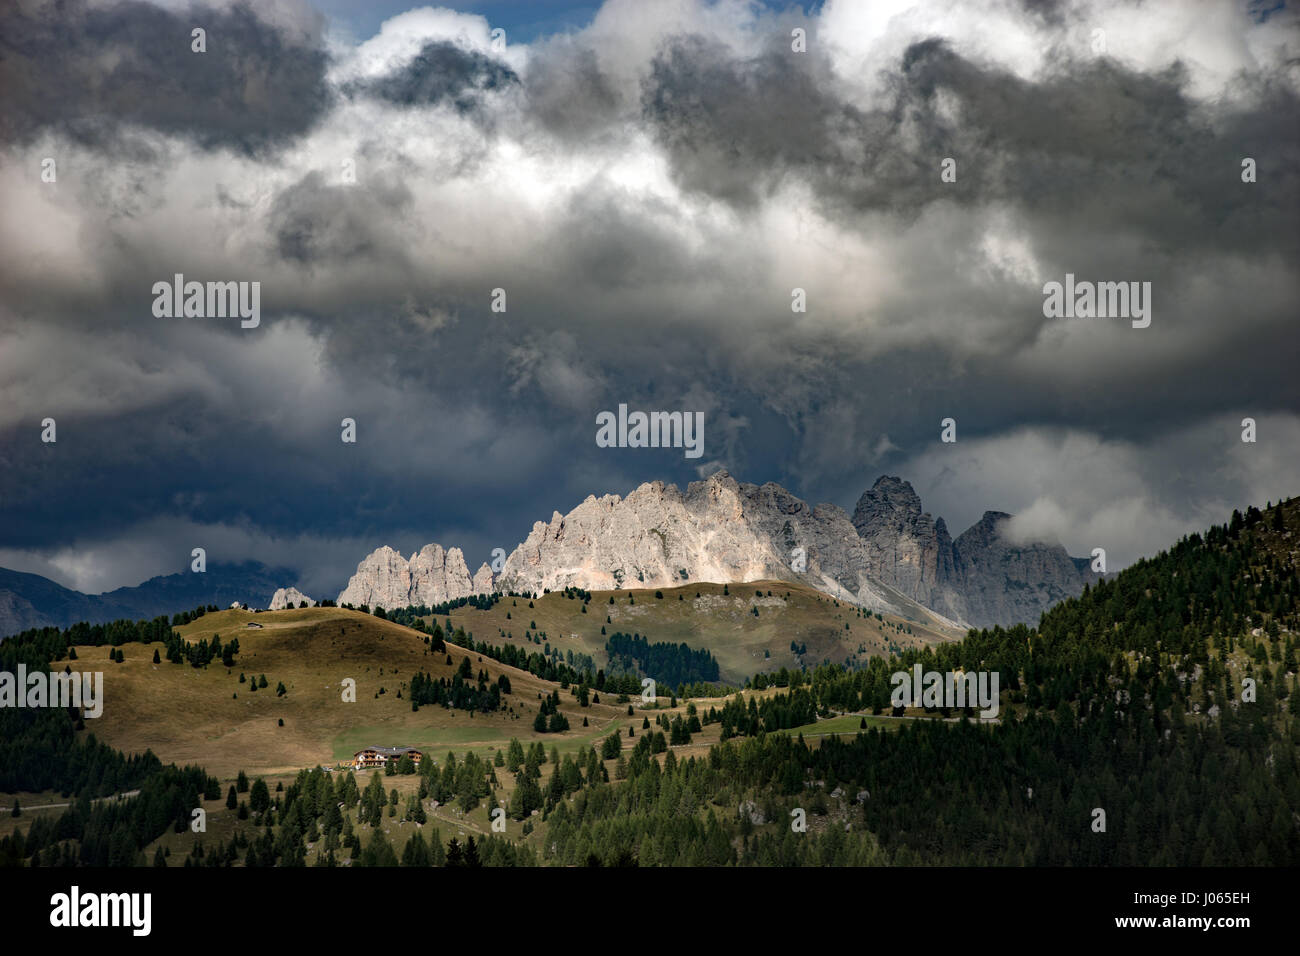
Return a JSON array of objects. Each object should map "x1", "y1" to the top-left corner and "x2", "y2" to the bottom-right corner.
[
  {"x1": 337, "y1": 544, "x2": 490, "y2": 610},
  {"x1": 333, "y1": 472, "x2": 938, "y2": 620},
  {"x1": 852, "y1": 476, "x2": 965, "y2": 620},
  {"x1": 852, "y1": 477, "x2": 1098, "y2": 628},
  {"x1": 471, "y1": 563, "x2": 495, "y2": 595},
  {"x1": 493, "y1": 471, "x2": 956, "y2": 626},
  {"x1": 338, "y1": 545, "x2": 409, "y2": 609},
  {"x1": 410, "y1": 544, "x2": 473, "y2": 603},
  {"x1": 496, "y1": 474, "x2": 784, "y2": 596},
  {"x1": 951, "y1": 511, "x2": 1096, "y2": 628},
  {"x1": 269, "y1": 587, "x2": 315, "y2": 610},
  {"x1": 333, "y1": 471, "x2": 1097, "y2": 628},
  {"x1": 731, "y1": 478, "x2": 938, "y2": 619}
]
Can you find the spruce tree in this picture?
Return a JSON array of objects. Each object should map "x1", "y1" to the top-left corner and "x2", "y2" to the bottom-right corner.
[
  {"x1": 361, "y1": 828, "x2": 398, "y2": 867},
  {"x1": 401, "y1": 831, "x2": 431, "y2": 866},
  {"x1": 445, "y1": 838, "x2": 464, "y2": 867},
  {"x1": 250, "y1": 778, "x2": 270, "y2": 813}
]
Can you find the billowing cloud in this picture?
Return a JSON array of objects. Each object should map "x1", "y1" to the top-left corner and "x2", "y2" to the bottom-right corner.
[
  {"x1": 356, "y1": 39, "x2": 519, "y2": 112},
  {"x1": 0, "y1": 0, "x2": 333, "y2": 154},
  {"x1": 1, "y1": 0, "x2": 1296, "y2": 595}
]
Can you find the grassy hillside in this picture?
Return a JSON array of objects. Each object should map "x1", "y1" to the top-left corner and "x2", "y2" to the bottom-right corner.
[
  {"x1": 52, "y1": 606, "x2": 637, "y2": 779},
  {"x1": 434, "y1": 580, "x2": 962, "y2": 686},
  {"x1": 44, "y1": 600, "x2": 885, "y2": 785},
  {"x1": 29, "y1": 586, "x2": 954, "y2": 783}
]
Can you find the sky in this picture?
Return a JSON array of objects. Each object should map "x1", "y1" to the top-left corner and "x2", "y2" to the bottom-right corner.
[{"x1": 0, "y1": 0, "x2": 1297, "y2": 597}]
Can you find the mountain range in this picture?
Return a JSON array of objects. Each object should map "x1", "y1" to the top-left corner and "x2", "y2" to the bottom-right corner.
[
  {"x1": 334, "y1": 470, "x2": 1098, "y2": 630},
  {"x1": 0, "y1": 471, "x2": 1098, "y2": 638}
]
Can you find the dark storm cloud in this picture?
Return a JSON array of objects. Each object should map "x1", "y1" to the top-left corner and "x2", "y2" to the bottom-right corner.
[
  {"x1": 641, "y1": 35, "x2": 879, "y2": 210},
  {"x1": 525, "y1": 43, "x2": 622, "y2": 141},
  {"x1": 0, "y1": 0, "x2": 332, "y2": 155},
  {"x1": 270, "y1": 170, "x2": 414, "y2": 266},
  {"x1": 643, "y1": 36, "x2": 1300, "y2": 254},
  {"x1": 891, "y1": 40, "x2": 1299, "y2": 255},
  {"x1": 547, "y1": 182, "x2": 703, "y2": 290},
  {"x1": 1, "y1": 0, "x2": 1296, "y2": 597},
  {"x1": 352, "y1": 40, "x2": 519, "y2": 113}
]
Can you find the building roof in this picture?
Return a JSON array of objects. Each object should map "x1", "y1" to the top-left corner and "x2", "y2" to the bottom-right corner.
[{"x1": 353, "y1": 746, "x2": 421, "y2": 757}]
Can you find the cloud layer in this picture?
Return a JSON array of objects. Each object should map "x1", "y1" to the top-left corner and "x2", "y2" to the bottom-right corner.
[{"x1": 1, "y1": 0, "x2": 1297, "y2": 594}]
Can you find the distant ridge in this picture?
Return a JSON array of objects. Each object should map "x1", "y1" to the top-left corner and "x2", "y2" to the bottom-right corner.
[{"x1": 0, "y1": 561, "x2": 293, "y2": 638}]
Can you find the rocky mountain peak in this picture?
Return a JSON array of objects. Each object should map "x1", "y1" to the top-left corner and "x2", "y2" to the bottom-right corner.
[
  {"x1": 852, "y1": 482, "x2": 1096, "y2": 627},
  {"x1": 338, "y1": 542, "x2": 483, "y2": 609},
  {"x1": 851, "y1": 476, "x2": 958, "y2": 617},
  {"x1": 857, "y1": 476, "x2": 930, "y2": 522},
  {"x1": 331, "y1": 469, "x2": 1098, "y2": 630},
  {"x1": 955, "y1": 511, "x2": 1013, "y2": 551},
  {"x1": 268, "y1": 586, "x2": 315, "y2": 610}
]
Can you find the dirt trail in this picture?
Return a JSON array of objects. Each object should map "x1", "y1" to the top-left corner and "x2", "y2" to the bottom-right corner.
[{"x1": 14, "y1": 789, "x2": 141, "y2": 812}]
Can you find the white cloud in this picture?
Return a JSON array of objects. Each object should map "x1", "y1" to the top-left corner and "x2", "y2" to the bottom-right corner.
[{"x1": 900, "y1": 414, "x2": 1300, "y2": 567}]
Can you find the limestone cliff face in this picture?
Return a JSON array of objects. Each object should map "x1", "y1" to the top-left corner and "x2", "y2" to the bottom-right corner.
[
  {"x1": 496, "y1": 473, "x2": 784, "y2": 595},
  {"x1": 268, "y1": 587, "x2": 315, "y2": 610},
  {"x1": 493, "y1": 471, "x2": 954, "y2": 625},
  {"x1": 410, "y1": 544, "x2": 472, "y2": 604},
  {"x1": 951, "y1": 511, "x2": 1097, "y2": 628},
  {"x1": 852, "y1": 476, "x2": 1098, "y2": 628},
  {"x1": 334, "y1": 472, "x2": 950, "y2": 624},
  {"x1": 335, "y1": 470, "x2": 1096, "y2": 629},
  {"x1": 851, "y1": 476, "x2": 966, "y2": 621},
  {"x1": 471, "y1": 563, "x2": 495, "y2": 595},
  {"x1": 337, "y1": 544, "x2": 479, "y2": 609}
]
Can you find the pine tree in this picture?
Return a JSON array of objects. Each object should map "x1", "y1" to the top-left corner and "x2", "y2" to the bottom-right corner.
[
  {"x1": 250, "y1": 778, "x2": 270, "y2": 813},
  {"x1": 401, "y1": 831, "x2": 431, "y2": 866},
  {"x1": 361, "y1": 828, "x2": 398, "y2": 867},
  {"x1": 506, "y1": 738, "x2": 524, "y2": 773},
  {"x1": 445, "y1": 838, "x2": 464, "y2": 867}
]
